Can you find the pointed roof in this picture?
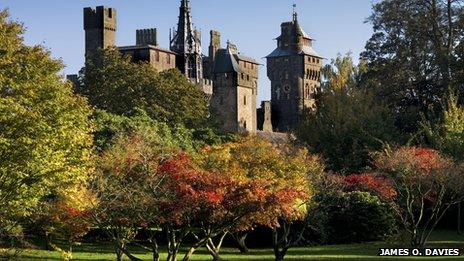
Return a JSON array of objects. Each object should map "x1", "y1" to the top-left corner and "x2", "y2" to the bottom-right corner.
[
  {"x1": 170, "y1": 0, "x2": 198, "y2": 54},
  {"x1": 213, "y1": 43, "x2": 240, "y2": 73}
]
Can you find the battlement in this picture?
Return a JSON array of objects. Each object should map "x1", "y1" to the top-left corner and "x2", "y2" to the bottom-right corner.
[
  {"x1": 84, "y1": 6, "x2": 117, "y2": 30},
  {"x1": 136, "y1": 28, "x2": 157, "y2": 46},
  {"x1": 190, "y1": 78, "x2": 213, "y2": 96}
]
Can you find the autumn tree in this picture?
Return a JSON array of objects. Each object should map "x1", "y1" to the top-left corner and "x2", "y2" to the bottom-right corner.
[
  {"x1": 343, "y1": 173, "x2": 397, "y2": 201},
  {"x1": 298, "y1": 53, "x2": 398, "y2": 173},
  {"x1": 31, "y1": 193, "x2": 94, "y2": 260},
  {"x1": 198, "y1": 136, "x2": 324, "y2": 261},
  {"x1": 375, "y1": 147, "x2": 464, "y2": 247},
  {"x1": 77, "y1": 48, "x2": 208, "y2": 127},
  {"x1": 91, "y1": 133, "x2": 170, "y2": 261},
  {"x1": 0, "y1": 9, "x2": 93, "y2": 244}
]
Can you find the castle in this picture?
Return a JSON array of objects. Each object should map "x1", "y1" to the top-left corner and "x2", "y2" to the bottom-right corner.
[{"x1": 79, "y1": 0, "x2": 322, "y2": 133}]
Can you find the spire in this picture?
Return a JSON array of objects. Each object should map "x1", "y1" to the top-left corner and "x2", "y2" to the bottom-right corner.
[
  {"x1": 292, "y1": 4, "x2": 298, "y2": 22},
  {"x1": 170, "y1": 0, "x2": 196, "y2": 53},
  {"x1": 170, "y1": 0, "x2": 203, "y2": 81}
]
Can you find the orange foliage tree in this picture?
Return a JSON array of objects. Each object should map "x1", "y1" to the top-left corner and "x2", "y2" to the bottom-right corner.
[
  {"x1": 198, "y1": 136, "x2": 324, "y2": 261},
  {"x1": 375, "y1": 147, "x2": 464, "y2": 247}
]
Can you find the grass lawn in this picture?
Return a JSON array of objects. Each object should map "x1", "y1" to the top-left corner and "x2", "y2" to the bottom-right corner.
[{"x1": 6, "y1": 230, "x2": 464, "y2": 260}]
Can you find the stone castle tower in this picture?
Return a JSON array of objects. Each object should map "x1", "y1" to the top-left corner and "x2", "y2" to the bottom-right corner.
[
  {"x1": 83, "y1": 6, "x2": 117, "y2": 59},
  {"x1": 266, "y1": 10, "x2": 322, "y2": 131},
  {"x1": 209, "y1": 41, "x2": 259, "y2": 133}
]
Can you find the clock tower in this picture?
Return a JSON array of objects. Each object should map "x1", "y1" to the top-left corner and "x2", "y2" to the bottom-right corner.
[{"x1": 266, "y1": 9, "x2": 322, "y2": 131}]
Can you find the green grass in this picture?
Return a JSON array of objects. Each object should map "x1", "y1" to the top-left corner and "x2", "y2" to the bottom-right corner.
[{"x1": 5, "y1": 230, "x2": 464, "y2": 260}]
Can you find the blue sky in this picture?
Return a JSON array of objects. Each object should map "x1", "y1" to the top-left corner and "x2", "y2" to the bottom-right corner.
[{"x1": 2, "y1": 0, "x2": 374, "y2": 102}]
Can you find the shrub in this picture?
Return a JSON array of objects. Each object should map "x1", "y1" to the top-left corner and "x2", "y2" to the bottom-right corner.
[{"x1": 310, "y1": 191, "x2": 396, "y2": 244}]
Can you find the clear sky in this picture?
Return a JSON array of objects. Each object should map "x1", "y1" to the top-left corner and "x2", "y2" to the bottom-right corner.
[{"x1": 2, "y1": 0, "x2": 374, "y2": 102}]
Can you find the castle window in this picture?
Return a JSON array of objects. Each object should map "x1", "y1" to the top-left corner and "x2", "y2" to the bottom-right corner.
[
  {"x1": 247, "y1": 75, "x2": 250, "y2": 81},
  {"x1": 155, "y1": 51, "x2": 160, "y2": 62},
  {"x1": 312, "y1": 57, "x2": 316, "y2": 63},
  {"x1": 167, "y1": 54, "x2": 171, "y2": 64},
  {"x1": 241, "y1": 73, "x2": 244, "y2": 80},
  {"x1": 108, "y1": 9, "x2": 113, "y2": 18},
  {"x1": 244, "y1": 95, "x2": 247, "y2": 106}
]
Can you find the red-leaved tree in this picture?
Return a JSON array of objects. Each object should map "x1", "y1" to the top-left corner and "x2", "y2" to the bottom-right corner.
[{"x1": 375, "y1": 147, "x2": 464, "y2": 247}]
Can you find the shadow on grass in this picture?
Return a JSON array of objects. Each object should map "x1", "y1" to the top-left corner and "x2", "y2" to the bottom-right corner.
[{"x1": 10, "y1": 230, "x2": 464, "y2": 261}]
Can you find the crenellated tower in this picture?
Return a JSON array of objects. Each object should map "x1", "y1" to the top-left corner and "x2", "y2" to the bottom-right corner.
[
  {"x1": 170, "y1": 0, "x2": 203, "y2": 82},
  {"x1": 83, "y1": 6, "x2": 117, "y2": 61}
]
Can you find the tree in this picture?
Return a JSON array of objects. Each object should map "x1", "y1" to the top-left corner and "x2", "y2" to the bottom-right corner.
[
  {"x1": 0, "y1": 9, "x2": 93, "y2": 239},
  {"x1": 93, "y1": 109, "x2": 197, "y2": 152},
  {"x1": 32, "y1": 197, "x2": 93, "y2": 260},
  {"x1": 321, "y1": 53, "x2": 360, "y2": 91},
  {"x1": 423, "y1": 93, "x2": 464, "y2": 160},
  {"x1": 198, "y1": 136, "x2": 324, "y2": 261},
  {"x1": 92, "y1": 133, "x2": 166, "y2": 261},
  {"x1": 309, "y1": 191, "x2": 397, "y2": 244},
  {"x1": 375, "y1": 146, "x2": 464, "y2": 247},
  {"x1": 78, "y1": 48, "x2": 208, "y2": 127},
  {"x1": 343, "y1": 173, "x2": 397, "y2": 201},
  {"x1": 361, "y1": 0, "x2": 464, "y2": 133},
  {"x1": 298, "y1": 54, "x2": 398, "y2": 173}
]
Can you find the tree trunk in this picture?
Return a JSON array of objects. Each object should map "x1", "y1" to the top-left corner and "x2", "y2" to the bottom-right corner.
[
  {"x1": 206, "y1": 232, "x2": 228, "y2": 261},
  {"x1": 120, "y1": 247, "x2": 144, "y2": 261},
  {"x1": 274, "y1": 252, "x2": 286, "y2": 261},
  {"x1": 151, "y1": 240, "x2": 160, "y2": 261},
  {"x1": 182, "y1": 247, "x2": 197, "y2": 261},
  {"x1": 232, "y1": 232, "x2": 249, "y2": 253},
  {"x1": 114, "y1": 242, "x2": 124, "y2": 261},
  {"x1": 458, "y1": 202, "x2": 462, "y2": 235},
  {"x1": 44, "y1": 231, "x2": 52, "y2": 251}
]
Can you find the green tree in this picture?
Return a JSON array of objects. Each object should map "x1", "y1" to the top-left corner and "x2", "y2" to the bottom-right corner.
[
  {"x1": 93, "y1": 109, "x2": 197, "y2": 153},
  {"x1": 361, "y1": 0, "x2": 464, "y2": 133},
  {"x1": 423, "y1": 93, "x2": 464, "y2": 160},
  {"x1": 297, "y1": 54, "x2": 398, "y2": 173},
  {"x1": 0, "y1": 9, "x2": 93, "y2": 238},
  {"x1": 78, "y1": 48, "x2": 208, "y2": 127}
]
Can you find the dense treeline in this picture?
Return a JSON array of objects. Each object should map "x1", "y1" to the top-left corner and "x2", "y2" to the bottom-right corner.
[{"x1": 2, "y1": 1, "x2": 464, "y2": 260}]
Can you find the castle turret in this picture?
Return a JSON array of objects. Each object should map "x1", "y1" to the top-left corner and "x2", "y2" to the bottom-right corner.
[
  {"x1": 266, "y1": 7, "x2": 322, "y2": 131},
  {"x1": 211, "y1": 42, "x2": 260, "y2": 133},
  {"x1": 83, "y1": 6, "x2": 117, "y2": 60}
]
